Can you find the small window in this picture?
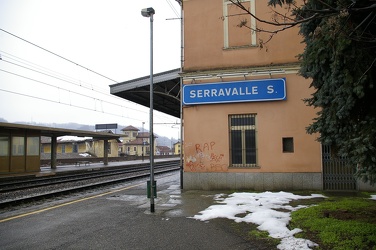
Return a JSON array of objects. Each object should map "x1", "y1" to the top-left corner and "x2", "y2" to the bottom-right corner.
[
  {"x1": 0, "y1": 136, "x2": 9, "y2": 156},
  {"x1": 27, "y1": 137, "x2": 40, "y2": 156},
  {"x1": 73, "y1": 143, "x2": 78, "y2": 153},
  {"x1": 282, "y1": 137, "x2": 294, "y2": 153},
  {"x1": 12, "y1": 136, "x2": 24, "y2": 156}
]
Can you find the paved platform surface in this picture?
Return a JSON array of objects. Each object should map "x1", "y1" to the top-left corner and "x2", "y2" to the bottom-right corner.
[
  {"x1": 0, "y1": 157, "x2": 181, "y2": 179},
  {"x1": 0, "y1": 172, "x2": 273, "y2": 250}
]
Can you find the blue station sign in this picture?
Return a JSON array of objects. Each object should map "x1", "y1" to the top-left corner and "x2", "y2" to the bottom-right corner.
[{"x1": 183, "y1": 78, "x2": 286, "y2": 105}]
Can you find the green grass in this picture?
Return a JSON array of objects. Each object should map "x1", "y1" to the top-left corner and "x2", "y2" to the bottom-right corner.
[{"x1": 289, "y1": 194, "x2": 376, "y2": 250}]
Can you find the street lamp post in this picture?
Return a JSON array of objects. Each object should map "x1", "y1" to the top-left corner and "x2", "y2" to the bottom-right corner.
[{"x1": 141, "y1": 7, "x2": 155, "y2": 213}]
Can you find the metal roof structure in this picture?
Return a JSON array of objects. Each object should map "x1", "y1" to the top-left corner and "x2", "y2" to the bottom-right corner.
[
  {"x1": 0, "y1": 122, "x2": 122, "y2": 139},
  {"x1": 110, "y1": 68, "x2": 181, "y2": 118}
]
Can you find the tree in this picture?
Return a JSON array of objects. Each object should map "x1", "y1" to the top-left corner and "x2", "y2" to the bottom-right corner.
[{"x1": 230, "y1": 0, "x2": 376, "y2": 184}]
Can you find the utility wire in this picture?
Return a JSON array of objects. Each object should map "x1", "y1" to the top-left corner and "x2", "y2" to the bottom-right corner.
[
  {"x1": 2, "y1": 59, "x2": 90, "y2": 90},
  {"x1": 0, "y1": 68, "x2": 178, "y2": 125},
  {"x1": 0, "y1": 28, "x2": 118, "y2": 83},
  {"x1": 0, "y1": 68, "x2": 148, "y2": 115},
  {"x1": 0, "y1": 52, "x2": 153, "y2": 114},
  {"x1": 165, "y1": 0, "x2": 180, "y2": 18},
  {"x1": 0, "y1": 50, "x2": 109, "y2": 92},
  {"x1": 2, "y1": 58, "x2": 110, "y2": 97},
  {"x1": 0, "y1": 87, "x2": 146, "y2": 123},
  {"x1": 0, "y1": 29, "x2": 179, "y2": 126}
]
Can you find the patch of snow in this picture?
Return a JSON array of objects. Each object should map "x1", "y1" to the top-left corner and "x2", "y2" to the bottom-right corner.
[
  {"x1": 57, "y1": 136, "x2": 92, "y2": 142},
  {"x1": 79, "y1": 153, "x2": 91, "y2": 157},
  {"x1": 370, "y1": 195, "x2": 376, "y2": 200},
  {"x1": 190, "y1": 191, "x2": 326, "y2": 250}
]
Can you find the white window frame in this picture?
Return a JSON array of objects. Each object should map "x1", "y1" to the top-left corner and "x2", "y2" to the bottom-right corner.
[{"x1": 223, "y1": 0, "x2": 256, "y2": 48}]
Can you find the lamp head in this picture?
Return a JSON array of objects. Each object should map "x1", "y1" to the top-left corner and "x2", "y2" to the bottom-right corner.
[{"x1": 141, "y1": 7, "x2": 155, "y2": 17}]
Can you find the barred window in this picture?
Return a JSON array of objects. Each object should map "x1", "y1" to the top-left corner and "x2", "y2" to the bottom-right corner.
[{"x1": 229, "y1": 114, "x2": 257, "y2": 167}]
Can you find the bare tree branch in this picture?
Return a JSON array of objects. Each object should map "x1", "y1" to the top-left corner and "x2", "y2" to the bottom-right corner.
[
  {"x1": 229, "y1": 0, "x2": 322, "y2": 26},
  {"x1": 228, "y1": 0, "x2": 376, "y2": 45}
]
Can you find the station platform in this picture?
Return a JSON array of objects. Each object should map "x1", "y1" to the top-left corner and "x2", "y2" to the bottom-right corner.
[
  {"x1": 0, "y1": 170, "x2": 269, "y2": 250},
  {"x1": 0, "y1": 157, "x2": 181, "y2": 180}
]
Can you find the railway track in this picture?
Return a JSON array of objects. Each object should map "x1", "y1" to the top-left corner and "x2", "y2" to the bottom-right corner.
[{"x1": 0, "y1": 160, "x2": 181, "y2": 208}]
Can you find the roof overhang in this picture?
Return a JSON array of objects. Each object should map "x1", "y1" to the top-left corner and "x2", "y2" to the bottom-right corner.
[
  {"x1": 0, "y1": 122, "x2": 122, "y2": 140},
  {"x1": 110, "y1": 68, "x2": 181, "y2": 118}
]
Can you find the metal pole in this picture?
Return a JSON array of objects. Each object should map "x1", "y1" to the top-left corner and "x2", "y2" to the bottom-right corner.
[
  {"x1": 179, "y1": 1, "x2": 184, "y2": 189},
  {"x1": 149, "y1": 12, "x2": 155, "y2": 213}
]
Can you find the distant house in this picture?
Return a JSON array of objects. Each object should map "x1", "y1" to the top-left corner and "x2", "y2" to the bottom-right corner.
[
  {"x1": 119, "y1": 125, "x2": 157, "y2": 157},
  {"x1": 41, "y1": 135, "x2": 120, "y2": 158},
  {"x1": 173, "y1": 141, "x2": 182, "y2": 155},
  {"x1": 156, "y1": 146, "x2": 171, "y2": 156},
  {"x1": 41, "y1": 136, "x2": 89, "y2": 156}
]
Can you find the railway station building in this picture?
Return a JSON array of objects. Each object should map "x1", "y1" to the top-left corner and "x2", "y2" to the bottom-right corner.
[
  {"x1": 110, "y1": 0, "x2": 376, "y2": 191},
  {"x1": 180, "y1": 0, "x2": 322, "y2": 190}
]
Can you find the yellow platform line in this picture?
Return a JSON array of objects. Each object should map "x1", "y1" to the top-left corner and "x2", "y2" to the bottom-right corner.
[{"x1": 0, "y1": 183, "x2": 143, "y2": 223}]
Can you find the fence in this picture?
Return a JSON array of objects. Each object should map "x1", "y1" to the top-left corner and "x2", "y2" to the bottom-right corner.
[{"x1": 322, "y1": 145, "x2": 357, "y2": 190}]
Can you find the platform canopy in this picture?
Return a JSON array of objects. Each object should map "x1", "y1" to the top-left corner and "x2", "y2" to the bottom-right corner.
[
  {"x1": 0, "y1": 122, "x2": 122, "y2": 140},
  {"x1": 110, "y1": 68, "x2": 181, "y2": 118}
]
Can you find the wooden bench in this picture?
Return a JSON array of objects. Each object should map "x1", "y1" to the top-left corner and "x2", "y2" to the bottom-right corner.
[{"x1": 75, "y1": 161, "x2": 91, "y2": 166}]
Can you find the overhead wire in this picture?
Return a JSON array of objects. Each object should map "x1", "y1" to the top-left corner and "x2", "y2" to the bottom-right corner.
[
  {"x1": 0, "y1": 68, "x2": 149, "y2": 115},
  {"x1": 0, "y1": 86, "x2": 146, "y2": 123},
  {"x1": 0, "y1": 37, "x2": 149, "y2": 115},
  {"x1": 0, "y1": 50, "x2": 109, "y2": 93},
  {"x1": 0, "y1": 28, "x2": 180, "y2": 127},
  {"x1": 165, "y1": 0, "x2": 180, "y2": 18},
  {"x1": 0, "y1": 28, "x2": 118, "y2": 83},
  {"x1": 0, "y1": 59, "x2": 176, "y2": 120},
  {"x1": 0, "y1": 54, "x2": 127, "y2": 103},
  {"x1": 2, "y1": 59, "x2": 95, "y2": 91},
  {"x1": 0, "y1": 63, "x2": 178, "y2": 125},
  {"x1": 0, "y1": 64, "x2": 178, "y2": 126}
]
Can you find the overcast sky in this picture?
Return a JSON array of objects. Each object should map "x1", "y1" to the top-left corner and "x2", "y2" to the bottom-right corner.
[{"x1": 0, "y1": 0, "x2": 181, "y2": 138}]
